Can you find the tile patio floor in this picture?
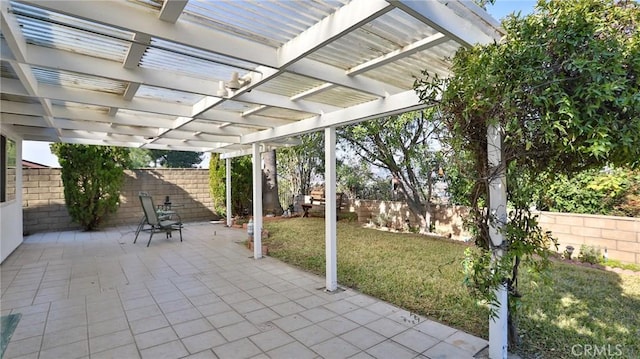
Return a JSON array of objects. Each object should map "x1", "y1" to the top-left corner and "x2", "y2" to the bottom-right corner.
[{"x1": 1, "y1": 222, "x2": 488, "y2": 359}]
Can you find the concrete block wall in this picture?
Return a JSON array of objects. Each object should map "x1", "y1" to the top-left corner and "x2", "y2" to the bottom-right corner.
[
  {"x1": 352, "y1": 199, "x2": 417, "y2": 229},
  {"x1": 350, "y1": 199, "x2": 639, "y2": 264},
  {"x1": 23, "y1": 168, "x2": 216, "y2": 234},
  {"x1": 537, "y1": 212, "x2": 640, "y2": 264},
  {"x1": 22, "y1": 168, "x2": 77, "y2": 233},
  {"x1": 351, "y1": 200, "x2": 472, "y2": 239}
]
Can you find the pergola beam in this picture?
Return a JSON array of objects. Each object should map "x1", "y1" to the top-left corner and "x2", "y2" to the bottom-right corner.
[
  {"x1": 388, "y1": 0, "x2": 501, "y2": 48},
  {"x1": 123, "y1": 33, "x2": 151, "y2": 69},
  {"x1": 159, "y1": 0, "x2": 188, "y2": 23},
  {"x1": 290, "y1": 83, "x2": 336, "y2": 102},
  {"x1": 240, "y1": 90, "x2": 427, "y2": 144},
  {"x1": 277, "y1": 0, "x2": 393, "y2": 67},
  {"x1": 18, "y1": 0, "x2": 279, "y2": 68},
  {"x1": 347, "y1": 33, "x2": 448, "y2": 76}
]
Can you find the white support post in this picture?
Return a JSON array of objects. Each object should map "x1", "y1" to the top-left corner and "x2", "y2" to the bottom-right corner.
[
  {"x1": 252, "y1": 143, "x2": 263, "y2": 259},
  {"x1": 487, "y1": 123, "x2": 508, "y2": 359},
  {"x1": 325, "y1": 127, "x2": 338, "y2": 292},
  {"x1": 225, "y1": 157, "x2": 232, "y2": 227}
]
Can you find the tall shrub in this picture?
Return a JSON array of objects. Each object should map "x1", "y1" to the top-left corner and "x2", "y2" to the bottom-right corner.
[
  {"x1": 209, "y1": 153, "x2": 226, "y2": 216},
  {"x1": 208, "y1": 154, "x2": 253, "y2": 217},
  {"x1": 50, "y1": 144, "x2": 130, "y2": 230}
]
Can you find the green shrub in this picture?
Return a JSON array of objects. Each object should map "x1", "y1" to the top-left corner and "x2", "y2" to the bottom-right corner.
[
  {"x1": 208, "y1": 153, "x2": 226, "y2": 216},
  {"x1": 50, "y1": 144, "x2": 130, "y2": 231},
  {"x1": 578, "y1": 245, "x2": 601, "y2": 264}
]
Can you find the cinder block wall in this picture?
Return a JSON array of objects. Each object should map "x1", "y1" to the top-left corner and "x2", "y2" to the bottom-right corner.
[
  {"x1": 538, "y1": 212, "x2": 640, "y2": 264},
  {"x1": 350, "y1": 199, "x2": 639, "y2": 264},
  {"x1": 351, "y1": 200, "x2": 472, "y2": 239},
  {"x1": 23, "y1": 168, "x2": 216, "y2": 234},
  {"x1": 22, "y1": 168, "x2": 73, "y2": 233}
]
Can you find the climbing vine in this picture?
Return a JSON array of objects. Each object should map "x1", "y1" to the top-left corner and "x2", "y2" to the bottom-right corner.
[{"x1": 415, "y1": 0, "x2": 639, "y2": 349}]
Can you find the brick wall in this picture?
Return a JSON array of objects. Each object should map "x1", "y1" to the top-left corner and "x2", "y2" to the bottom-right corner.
[{"x1": 23, "y1": 168, "x2": 216, "y2": 234}]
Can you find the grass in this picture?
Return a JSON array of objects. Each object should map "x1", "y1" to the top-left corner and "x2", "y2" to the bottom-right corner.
[
  {"x1": 600, "y1": 258, "x2": 640, "y2": 272},
  {"x1": 263, "y1": 217, "x2": 640, "y2": 359}
]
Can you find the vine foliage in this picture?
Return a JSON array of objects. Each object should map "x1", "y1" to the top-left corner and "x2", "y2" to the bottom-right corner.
[{"x1": 415, "y1": 0, "x2": 639, "y2": 348}]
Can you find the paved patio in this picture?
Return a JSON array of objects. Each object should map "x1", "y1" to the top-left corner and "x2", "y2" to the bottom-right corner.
[{"x1": 1, "y1": 222, "x2": 487, "y2": 359}]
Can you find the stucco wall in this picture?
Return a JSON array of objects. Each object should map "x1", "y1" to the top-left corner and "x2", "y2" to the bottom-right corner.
[{"x1": 22, "y1": 168, "x2": 216, "y2": 234}]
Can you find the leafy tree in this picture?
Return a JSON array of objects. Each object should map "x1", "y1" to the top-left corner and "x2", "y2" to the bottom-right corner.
[
  {"x1": 208, "y1": 153, "x2": 226, "y2": 216},
  {"x1": 262, "y1": 150, "x2": 283, "y2": 215},
  {"x1": 539, "y1": 167, "x2": 640, "y2": 217},
  {"x1": 128, "y1": 148, "x2": 152, "y2": 168},
  {"x1": 230, "y1": 156, "x2": 253, "y2": 216},
  {"x1": 339, "y1": 110, "x2": 444, "y2": 232},
  {"x1": 415, "y1": 0, "x2": 639, "y2": 349},
  {"x1": 277, "y1": 133, "x2": 324, "y2": 206},
  {"x1": 149, "y1": 150, "x2": 203, "y2": 168},
  {"x1": 50, "y1": 144, "x2": 130, "y2": 230},
  {"x1": 337, "y1": 157, "x2": 383, "y2": 200},
  {"x1": 209, "y1": 154, "x2": 253, "y2": 217}
]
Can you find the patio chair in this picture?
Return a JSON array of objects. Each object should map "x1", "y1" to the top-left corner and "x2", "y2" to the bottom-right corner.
[
  {"x1": 134, "y1": 192, "x2": 182, "y2": 240},
  {"x1": 135, "y1": 192, "x2": 182, "y2": 247}
]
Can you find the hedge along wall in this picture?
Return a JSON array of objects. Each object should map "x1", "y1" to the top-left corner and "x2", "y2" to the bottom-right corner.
[
  {"x1": 22, "y1": 168, "x2": 216, "y2": 234},
  {"x1": 352, "y1": 200, "x2": 639, "y2": 264}
]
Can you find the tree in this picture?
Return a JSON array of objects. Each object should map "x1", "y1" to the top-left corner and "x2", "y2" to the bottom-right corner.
[
  {"x1": 336, "y1": 157, "x2": 381, "y2": 200},
  {"x1": 277, "y1": 132, "x2": 324, "y2": 206},
  {"x1": 538, "y1": 166, "x2": 640, "y2": 217},
  {"x1": 208, "y1": 153, "x2": 226, "y2": 216},
  {"x1": 50, "y1": 144, "x2": 130, "y2": 230},
  {"x1": 128, "y1": 148, "x2": 152, "y2": 168},
  {"x1": 415, "y1": 0, "x2": 639, "y2": 349},
  {"x1": 230, "y1": 156, "x2": 253, "y2": 216},
  {"x1": 208, "y1": 154, "x2": 253, "y2": 217},
  {"x1": 262, "y1": 150, "x2": 283, "y2": 215},
  {"x1": 339, "y1": 110, "x2": 444, "y2": 233},
  {"x1": 149, "y1": 150, "x2": 203, "y2": 168}
]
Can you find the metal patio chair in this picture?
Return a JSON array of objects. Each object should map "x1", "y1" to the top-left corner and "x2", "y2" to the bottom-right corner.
[{"x1": 135, "y1": 192, "x2": 182, "y2": 247}]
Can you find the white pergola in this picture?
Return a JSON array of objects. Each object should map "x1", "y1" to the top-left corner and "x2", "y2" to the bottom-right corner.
[{"x1": 1, "y1": 0, "x2": 507, "y2": 357}]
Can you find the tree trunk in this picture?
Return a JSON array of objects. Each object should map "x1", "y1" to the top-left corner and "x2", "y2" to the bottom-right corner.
[
  {"x1": 262, "y1": 150, "x2": 283, "y2": 215},
  {"x1": 425, "y1": 174, "x2": 434, "y2": 232}
]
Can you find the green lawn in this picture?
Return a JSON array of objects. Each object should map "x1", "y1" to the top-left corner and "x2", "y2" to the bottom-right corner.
[{"x1": 263, "y1": 218, "x2": 640, "y2": 359}]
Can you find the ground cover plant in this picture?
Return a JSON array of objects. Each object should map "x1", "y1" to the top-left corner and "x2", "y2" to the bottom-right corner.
[{"x1": 263, "y1": 218, "x2": 640, "y2": 358}]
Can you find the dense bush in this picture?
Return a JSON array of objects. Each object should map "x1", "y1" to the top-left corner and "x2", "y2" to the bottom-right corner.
[
  {"x1": 209, "y1": 154, "x2": 253, "y2": 217},
  {"x1": 50, "y1": 144, "x2": 130, "y2": 230},
  {"x1": 538, "y1": 167, "x2": 640, "y2": 217}
]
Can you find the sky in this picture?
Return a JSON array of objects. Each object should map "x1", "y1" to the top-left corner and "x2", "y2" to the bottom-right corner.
[{"x1": 21, "y1": 0, "x2": 536, "y2": 169}]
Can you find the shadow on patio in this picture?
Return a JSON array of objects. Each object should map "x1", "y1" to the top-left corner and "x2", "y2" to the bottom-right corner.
[{"x1": 1, "y1": 222, "x2": 487, "y2": 359}]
